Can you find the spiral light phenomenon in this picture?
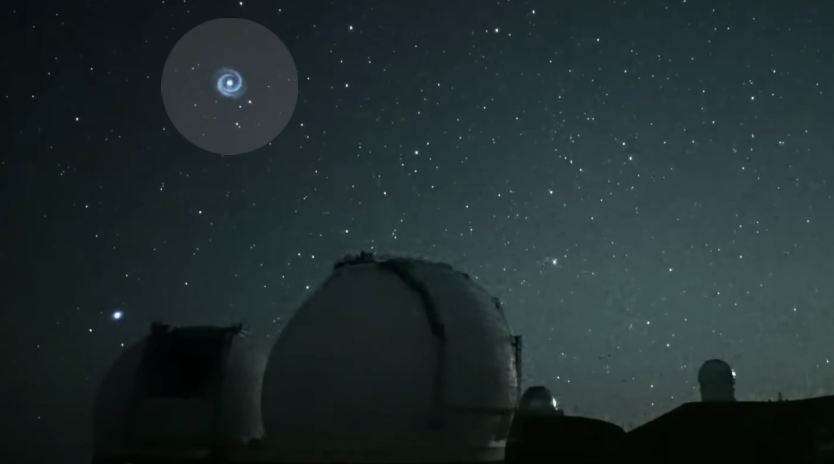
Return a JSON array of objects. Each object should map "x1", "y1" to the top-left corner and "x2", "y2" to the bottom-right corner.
[{"x1": 214, "y1": 67, "x2": 246, "y2": 99}]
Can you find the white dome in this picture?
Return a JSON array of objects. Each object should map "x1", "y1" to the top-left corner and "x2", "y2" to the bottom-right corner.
[
  {"x1": 92, "y1": 323, "x2": 266, "y2": 462},
  {"x1": 260, "y1": 253, "x2": 521, "y2": 463}
]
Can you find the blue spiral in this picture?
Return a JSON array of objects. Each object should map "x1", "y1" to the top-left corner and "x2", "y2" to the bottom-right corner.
[{"x1": 214, "y1": 67, "x2": 246, "y2": 99}]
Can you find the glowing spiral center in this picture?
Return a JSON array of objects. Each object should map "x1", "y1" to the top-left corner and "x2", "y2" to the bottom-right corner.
[{"x1": 214, "y1": 67, "x2": 246, "y2": 99}]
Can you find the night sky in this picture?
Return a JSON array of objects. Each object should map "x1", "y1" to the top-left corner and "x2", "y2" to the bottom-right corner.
[{"x1": 5, "y1": 1, "x2": 834, "y2": 462}]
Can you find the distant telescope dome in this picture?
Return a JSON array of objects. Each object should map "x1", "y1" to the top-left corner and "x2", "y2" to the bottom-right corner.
[
  {"x1": 92, "y1": 323, "x2": 267, "y2": 463},
  {"x1": 261, "y1": 252, "x2": 522, "y2": 463},
  {"x1": 697, "y1": 359, "x2": 736, "y2": 402},
  {"x1": 518, "y1": 386, "x2": 560, "y2": 413}
]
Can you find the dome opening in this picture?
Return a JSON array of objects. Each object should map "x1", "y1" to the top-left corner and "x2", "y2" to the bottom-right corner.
[{"x1": 142, "y1": 325, "x2": 229, "y2": 399}]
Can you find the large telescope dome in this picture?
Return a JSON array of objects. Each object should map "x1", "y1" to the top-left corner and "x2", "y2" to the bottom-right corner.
[{"x1": 260, "y1": 252, "x2": 521, "y2": 462}]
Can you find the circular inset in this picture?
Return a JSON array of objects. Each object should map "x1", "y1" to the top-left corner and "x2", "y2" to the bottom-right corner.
[{"x1": 161, "y1": 18, "x2": 298, "y2": 156}]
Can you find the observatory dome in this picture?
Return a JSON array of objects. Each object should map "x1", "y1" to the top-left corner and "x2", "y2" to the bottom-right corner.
[
  {"x1": 92, "y1": 323, "x2": 266, "y2": 463},
  {"x1": 260, "y1": 252, "x2": 521, "y2": 463}
]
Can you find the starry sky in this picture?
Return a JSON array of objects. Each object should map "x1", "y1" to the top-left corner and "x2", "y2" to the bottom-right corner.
[{"x1": 4, "y1": 1, "x2": 834, "y2": 462}]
